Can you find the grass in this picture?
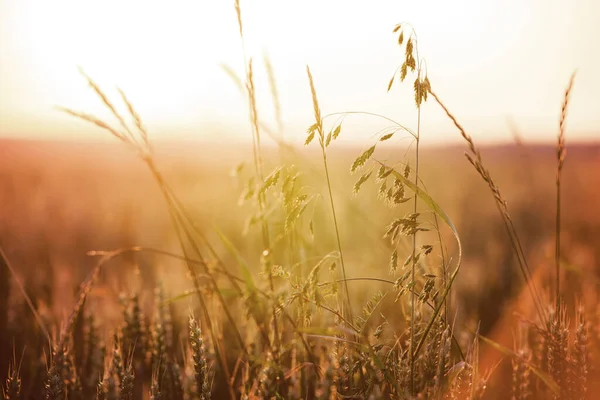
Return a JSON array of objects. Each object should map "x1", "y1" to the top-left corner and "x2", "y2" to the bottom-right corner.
[{"x1": 0, "y1": 4, "x2": 597, "y2": 400}]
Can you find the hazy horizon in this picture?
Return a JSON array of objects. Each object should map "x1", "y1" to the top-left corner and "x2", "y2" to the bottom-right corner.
[{"x1": 1, "y1": 0, "x2": 599, "y2": 146}]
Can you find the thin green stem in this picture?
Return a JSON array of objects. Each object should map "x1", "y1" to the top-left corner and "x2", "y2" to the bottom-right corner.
[
  {"x1": 410, "y1": 106, "x2": 421, "y2": 395},
  {"x1": 306, "y1": 65, "x2": 354, "y2": 325},
  {"x1": 321, "y1": 111, "x2": 418, "y2": 139},
  {"x1": 321, "y1": 146, "x2": 354, "y2": 324}
]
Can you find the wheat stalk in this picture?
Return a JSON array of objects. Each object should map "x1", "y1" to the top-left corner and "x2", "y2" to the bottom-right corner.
[{"x1": 555, "y1": 71, "x2": 577, "y2": 309}]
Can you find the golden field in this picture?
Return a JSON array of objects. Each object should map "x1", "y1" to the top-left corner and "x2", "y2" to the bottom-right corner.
[
  {"x1": 1, "y1": 134, "x2": 599, "y2": 398},
  {"x1": 1, "y1": 3, "x2": 599, "y2": 397}
]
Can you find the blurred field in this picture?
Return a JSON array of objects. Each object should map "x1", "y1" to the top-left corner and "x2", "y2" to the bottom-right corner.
[{"x1": 1, "y1": 137, "x2": 600, "y2": 398}]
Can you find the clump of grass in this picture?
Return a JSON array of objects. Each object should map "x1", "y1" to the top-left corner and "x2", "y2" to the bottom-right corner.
[{"x1": 57, "y1": 68, "x2": 244, "y2": 398}]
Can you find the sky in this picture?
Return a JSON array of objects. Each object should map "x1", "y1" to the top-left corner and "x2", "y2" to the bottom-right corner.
[{"x1": 0, "y1": 0, "x2": 598, "y2": 146}]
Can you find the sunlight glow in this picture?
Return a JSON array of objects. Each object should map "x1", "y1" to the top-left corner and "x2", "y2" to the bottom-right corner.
[{"x1": 0, "y1": 0, "x2": 598, "y2": 144}]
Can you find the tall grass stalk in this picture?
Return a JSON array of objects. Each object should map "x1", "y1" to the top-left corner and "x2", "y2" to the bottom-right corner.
[
  {"x1": 248, "y1": 59, "x2": 281, "y2": 352},
  {"x1": 428, "y1": 88, "x2": 548, "y2": 325},
  {"x1": 234, "y1": 0, "x2": 280, "y2": 354},
  {"x1": 387, "y1": 23, "x2": 428, "y2": 393},
  {"x1": 409, "y1": 57, "x2": 422, "y2": 399},
  {"x1": 306, "y1": 66, "x2": 354, "y2": 324},
  {"x1": 555, "y1": 71, "x2": 577, "y2": 310}
]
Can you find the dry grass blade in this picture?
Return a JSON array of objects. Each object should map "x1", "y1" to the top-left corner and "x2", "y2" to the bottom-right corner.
[
  {"x1": 221, "y1": 62, "x2": 293, "y2": 150},
  {"x1": 428, "y1": 88, "x2": 547, "y2": 326},
  {"x1": 246, "y1": 59, "x2": 266, "y2": 186},
  {"x1": 55, "y1": 107, "x2": 128, "y2": 143},
  {"x1": 234, "y1": 0, "x2": 243, "y2": 38},
  {"x1": 77, "y1": 67, "x2": 138, "y2": 145},
  {"x1": 117, "y1": 88, "x2": 149, "y2": 147},
  {"x1": 221, "y1": 63, "x2": 245, "y2": 93},
  {"x1": 306, "y1": 66, "x2": 323, "y2": 141}
]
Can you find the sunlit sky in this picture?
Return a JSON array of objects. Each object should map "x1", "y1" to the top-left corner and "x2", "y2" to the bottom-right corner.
[{"x1": 0, "y1": 0, "x2": 598, "y2": 146}]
